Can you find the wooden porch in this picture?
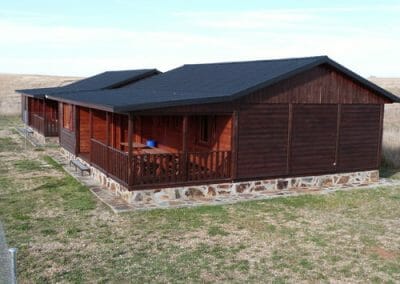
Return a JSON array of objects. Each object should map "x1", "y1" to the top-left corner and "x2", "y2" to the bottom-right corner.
[
  {"x1": 65, "y1": 106, "x2": 236, "y2": 190},
  {"x1": 25, "y1": 97, "x2": 59, "y2": 137}
]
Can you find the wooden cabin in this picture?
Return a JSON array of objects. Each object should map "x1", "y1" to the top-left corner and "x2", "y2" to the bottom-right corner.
[
  {"x1": 17, "y1": 69, "x2": 160, "y2": 141},
  {"x1": 38, "y1": 56, "x2": 398, "y2": 192}
]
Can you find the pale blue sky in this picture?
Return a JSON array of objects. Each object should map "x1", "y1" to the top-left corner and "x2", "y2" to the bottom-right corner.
[{"x1": 0, "y1": 0, "x2": 399, "y2": 77}]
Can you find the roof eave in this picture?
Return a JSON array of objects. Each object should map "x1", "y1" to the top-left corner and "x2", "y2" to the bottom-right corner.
[
  {"x1": 46, "y1": 95, "x2": 114, "y2": 112},
  {"x1": 114, "y1": 95, "x2": 230, "y2": 113}
]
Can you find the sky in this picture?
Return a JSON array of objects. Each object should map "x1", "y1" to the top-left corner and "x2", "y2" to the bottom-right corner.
[{"x1": 0, "y1": 0, "x2": 399, "y2": 77}]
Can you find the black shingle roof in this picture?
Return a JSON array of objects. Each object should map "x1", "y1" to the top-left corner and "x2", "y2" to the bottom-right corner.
[
  {"x1": 46, "y1": 56, "x2": 399, "y2": 112},
  {"x1": 16, "y1": 69, "x2": 160, "y2": 98}
]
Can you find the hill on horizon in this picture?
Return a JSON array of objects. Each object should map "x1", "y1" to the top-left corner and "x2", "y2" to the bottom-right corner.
[{"x1": 0, "y1": 73, "x2": 81, "y2": 115}]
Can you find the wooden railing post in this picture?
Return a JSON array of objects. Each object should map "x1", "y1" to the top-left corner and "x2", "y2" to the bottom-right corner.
[
  {"x1": 106, "y1": 112, "x2": 110, "y2": 174},
  {"x1": 231, "y1": 110, "x2": 239, "y2": 181},
  {"x1": 89, "y1": 109, "x2": 93, "y2": 163},
  {"x1": 128, "y1": 113, "x2": 134, "y2": 186},
  {"x1": 182, "y1": 115, "x2": 188, "y2": 181},
  {"x1": 43, "y1": 99, "x2": 47, "y2": 136}
]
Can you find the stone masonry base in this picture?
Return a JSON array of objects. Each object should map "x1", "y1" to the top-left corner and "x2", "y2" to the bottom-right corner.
[
  {"x1": 30, "y1": 128, "x2": 59, "y2": 145},
  {"x1": 60, "y1": 147, "x2": 380, "y2": 209}
]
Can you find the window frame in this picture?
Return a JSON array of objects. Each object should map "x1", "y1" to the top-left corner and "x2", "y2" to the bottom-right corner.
[
  {"x1": 197, "y1": 115, "x2": 215, "y2": 146},
  {"x1": 62, "y1": 103, "x2": 73, "y2": 131}
]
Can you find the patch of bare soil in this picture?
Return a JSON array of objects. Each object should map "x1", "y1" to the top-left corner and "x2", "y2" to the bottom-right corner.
[{"x1": 370, "y1": 247, "x2": 397, "y2": 260}]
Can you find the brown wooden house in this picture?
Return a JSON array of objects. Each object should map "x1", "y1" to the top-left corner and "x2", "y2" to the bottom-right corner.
[{"x1": 19, "y1": 56, "x2": 399, "y2": 199}]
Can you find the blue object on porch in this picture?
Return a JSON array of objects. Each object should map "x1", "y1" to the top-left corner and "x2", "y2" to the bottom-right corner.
[{"x1": 146, "y1": 140, "x2": 157, "y2": 147}]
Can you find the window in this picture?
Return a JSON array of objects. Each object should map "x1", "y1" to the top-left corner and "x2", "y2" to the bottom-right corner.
[
  {"x1": 63, "y1": 103, "x2": 73, "y2": 131},
  {"x1": 198, "y1": 116, "x2": 215, "y2": 144}
]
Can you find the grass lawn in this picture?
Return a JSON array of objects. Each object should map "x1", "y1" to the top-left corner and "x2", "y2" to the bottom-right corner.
[{"x1": 1, "y1": 116, "x2": 400, "y2": 283}]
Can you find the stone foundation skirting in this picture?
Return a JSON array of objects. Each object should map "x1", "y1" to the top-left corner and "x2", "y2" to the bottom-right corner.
[
  {"x1": 30, "y1": 128, "x2": 59, "y2": 145},
  {"x1": 60, "y1": 147, "x2": 379, "y2": 208}
]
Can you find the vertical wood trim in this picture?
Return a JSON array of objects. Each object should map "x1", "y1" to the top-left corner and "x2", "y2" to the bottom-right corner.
[
  {"x1": 74, "y1": 105, "x2": 79, "y2": 155},
  {"x1": 58, "y1": 102, "x2": 63, "y2": 140},
  {"x1": 128, "y1": 113, "x2": 133, "y2": 185},
  {"x1": 231, "y1": 110, "x2": 239, "y2": 180},
  {"x1": 377, "y1": 104, "x2": 384, "y2": 168},
  {"x1": 43, "y1": 99, "x2": 47, "y2": 136},
  {"x1": 182, "y1": 115, "x2": 189, "y2": 181},
  {"x1": 334, "y1": 104, "x2": 341, "y2": 172},
  {"x1": 106, "y1": 112, "x2": 110, "y2": 174},
  {"x1": 286, "y1": 103, "x2": 293, "y2": 175},
  {"x1": 89, "y1": 109, "x2": 93, "y2": 163}
]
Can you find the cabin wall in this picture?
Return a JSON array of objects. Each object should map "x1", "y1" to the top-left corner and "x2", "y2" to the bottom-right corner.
[
  {"x1": 137, "y1": 115, "x2": 232, "y2": 153},
  {"x1": 79, "y1": 107, "x2": 90, "y2": 153},
  {"x1": 59, "y1": 102, "x2": 76, "y2": 154},
  {"x1": 236, "y1": 66, "x2": 386, "y2": 180},
  {"x1": 187, "y1": 115, "x2": 232, "y2": 152},
  {"x1": 44, "y1": 100, "x2": 58, "y2": 121},
  {"x1": 243, "y1": 65, "x2": 390, "y2": 104},
  {"x1": 92, "y1": 110, "x2": 107, "y2": 143},
  {"x1": 140, "y1": 116, "x2": 183, "y2": 152}
]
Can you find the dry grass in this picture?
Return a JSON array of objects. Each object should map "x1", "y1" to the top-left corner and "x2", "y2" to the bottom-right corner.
[
  {"x1": 0, "y1": 116, "x2": 400, "y2": 283},
  {"x1": 0, "y1": 73, "x2": 80, "y2": 115}
]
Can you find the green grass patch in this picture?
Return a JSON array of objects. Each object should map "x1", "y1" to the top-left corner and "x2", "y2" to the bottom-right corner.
[
  {"x1": 1, "y1": 116, "x2": 400, "y2": 282},
  {"x1": 14, "y1": 159, "x2": 43, "y2": 171},
  {"x1": 208, "y1": 225, "x2": 229, "y2": 236},
  {"x1": 0, "y1": 137, "x2": 19, "y2": 152}
]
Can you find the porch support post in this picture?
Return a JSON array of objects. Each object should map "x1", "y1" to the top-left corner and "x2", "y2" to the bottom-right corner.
[
  {"x1": 89, "y1": 109, "x2": 93, "y2": 163},
  {"x1": 43, "y1": 99, "x2": 47, "y2": 136},
  {"x1": 74, "y1": 105, "x2": 79, "y2": 156},
  {"x1": 106, "y1": 112, "x2": 110, "y2": 174},
  {"x1": 231, "y1": 110, "x2": 239, "y2": 180},
  {"x1": 182, "y1": 115, "x2": 189, "y2": 181},
  {"x1": 128, "y1": 113, "x2": 134, "y2": 186}
]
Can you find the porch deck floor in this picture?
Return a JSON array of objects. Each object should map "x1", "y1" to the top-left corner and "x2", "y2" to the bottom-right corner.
[{"x1": 49, "y1": 150, "x2": 400, "y2": 213}]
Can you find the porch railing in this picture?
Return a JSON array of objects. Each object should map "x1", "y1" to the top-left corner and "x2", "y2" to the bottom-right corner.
[
  {"x1": 90, "y1": 138, "x2": 231, "y2": 188},
  {"x1": 29, "y1": 114, "x2": 44, "y2": 134},
  {"x1": 91, "y1": 139, "x2": 129, "y2": 184},
  {"x1": 45, "y1": 119, "x2": 59, "y2": 137},
  {"x1": 132, "y1": 151, "x2": 231, "y2": 186},
  {"x1": 28, "y1": 113, "x2": 58, "y2": 136}
]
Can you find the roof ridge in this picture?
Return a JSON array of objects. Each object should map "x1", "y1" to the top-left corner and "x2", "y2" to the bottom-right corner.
[
  {"x1": 182, "y1": 55, "x2": 329, "y2": 67},
  {"x1": 104, "y1": 68, "x2": 158, "y2": 73}
]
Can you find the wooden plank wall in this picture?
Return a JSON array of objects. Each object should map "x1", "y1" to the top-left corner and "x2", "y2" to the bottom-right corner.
[
  {"x1": 187, "y1": 115, "x2": 232, "y2": 152},
  {"x1": 44, "y1": 100, "x2": 58, "y2": 121},
  {"x1": 290, "y1": 105, "x2": 338, "y2": 175},
  {"x1": 92, "y1": 110, "x2": 107, "y2": 143},
  {"x1": 338, "y1": 105, "x2": 381, "y2": 171},
  {"x1": 236, "y1": 65, "x2": 387, "y2": 180},
  {"x1": 59, "y1": 102, "x2": 76, "y2": 154},
  {"x1": 79, "y1": 107, "x2": 90, "y2": 153},
  {"x1": 244, "y1": 65, "x2": 390, "y2": 105},
  {"x1": 237, "y1": 104, "x2": 288, "y2": 178}
]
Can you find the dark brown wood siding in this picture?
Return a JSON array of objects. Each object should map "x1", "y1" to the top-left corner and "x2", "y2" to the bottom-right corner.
[
  {"x1": 59, "y1": 102, "x2": 76, "y2": 154},
  {"x1": 79, "y1": 107, "x2": 90, "y2": 153},
  {"x1": 242, "y1": 65, "x2": 390, "y2": 105},
  {"x1": 237, "y1": 104, "x2": 289, "y2": 178},
  {"x1": 290, "y1": 105, "x2": 337, "y2": 175},
  {"x1": 337, "y1": 105, "x2": 382, "y2": 172},
  {"x1": 236, "y1": 65, "x2": 387, "y2": 181}
]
